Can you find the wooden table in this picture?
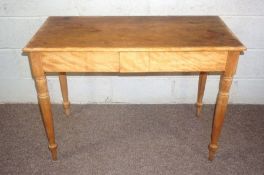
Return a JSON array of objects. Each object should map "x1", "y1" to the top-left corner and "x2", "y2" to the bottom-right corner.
[{"x1": 23, "y1": 16, "x2": 246, "y2": 161}]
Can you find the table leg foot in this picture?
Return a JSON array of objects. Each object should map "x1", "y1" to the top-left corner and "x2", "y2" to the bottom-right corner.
[
  {"x1": 49, "y1": 144, "x2": 58, "y2": 160},
  {"x1": 196, "y1": 102, "x2": 203, "y2": 117},
  {"x1": 208, "y1": 144, "x2": 218, "y2": 161},
  {"x1": 63, "y1": 102, "x2": 70, "y2": 116}
]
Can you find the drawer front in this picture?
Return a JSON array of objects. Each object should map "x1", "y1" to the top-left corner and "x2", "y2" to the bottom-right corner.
[
  {"x1": 120, "y1": 51, "x2": 228, "y2": 72},
  {"x1": 149, "y1": 51, "x2": 228, "y2": 72},
  {"x1": 41, "y1": 52, "x2": 119, "y2": 72},
  {"x1": 120, "y1": 52, "x2": 149, "y2": 72}
]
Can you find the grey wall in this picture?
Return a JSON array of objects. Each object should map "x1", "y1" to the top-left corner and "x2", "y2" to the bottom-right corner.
[{"x1": 0, "y1": 0, "x2": 263, "y2": 104}]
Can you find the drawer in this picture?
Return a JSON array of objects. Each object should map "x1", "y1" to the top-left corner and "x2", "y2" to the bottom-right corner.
[
  {"x1": 41, "y1": 52, "x2": 119, "y2": 72},
  {"x1": 120, "y1": 51, "x2": 228, "y2": 72},
  {"x1": 149, "y1": 51, "x2": 228, "y2": 72},
  {"x1": 120, "y1": 52, "x2": 149, "y2": 72}
]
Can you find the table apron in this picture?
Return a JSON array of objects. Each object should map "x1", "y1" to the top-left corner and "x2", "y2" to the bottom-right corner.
[{"x1": 40, "y1": 51, "x2": 228, "y2": 73}]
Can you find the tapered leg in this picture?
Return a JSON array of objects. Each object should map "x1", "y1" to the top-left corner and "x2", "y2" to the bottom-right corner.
[
  {"x1": 59, "y1": 72, "x2": 70, "y2": 116},
  {"x1": 196, "y1": 72, "x2": 207, "y2": 117},
  {"x1": 208, "y1": 52, "x2": 240, "y2": 161},
  {"x1": 29, "y1": 53, "x2": 57, "y2": 160}
]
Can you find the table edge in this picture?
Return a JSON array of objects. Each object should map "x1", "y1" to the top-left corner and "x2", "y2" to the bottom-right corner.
[{"x1": 23, "y1": 46, "x2": 246, "y2": 53}]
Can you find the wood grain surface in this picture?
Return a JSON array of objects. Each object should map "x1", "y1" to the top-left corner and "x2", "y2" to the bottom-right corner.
[
  {"x1": 148, "y1": 51, "x2": 227, "y2": 72},
  {"x1": 40, "y1": 51, "x2": 228, "y2": 73},
  {"x1": 23, "y1": 16, "x2": 246, "y2": 52},
  {"x1": 120, "y1": 52, "x2": 149, "y2": 72},
  {"x1": 41, "y1": 52, "x2": 119, "y2": 72},
  {"x1": 120, "y1": 51, "x2": 228, "y2": 72}
]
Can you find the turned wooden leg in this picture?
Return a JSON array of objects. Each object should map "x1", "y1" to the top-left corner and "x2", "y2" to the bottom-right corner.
[
  {"x1": 196, "y1": 72, "x2": 207, "y2": 117},
  {"x1": 59, "y1": 72, "x2": 70, "y2": 116},
  {"x1": 29, "y1": 53, "x2": 57, "y2": 160},
  {"x1": 209, "y1": 52, "x2": 240, "y2": 161}
]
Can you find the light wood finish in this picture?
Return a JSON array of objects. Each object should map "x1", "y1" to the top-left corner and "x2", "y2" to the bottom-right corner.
[
  {"x1": 41, "y1": 52, "x2": 119, "y2": 72},
  {"x1": 29, "y1": 52, "x2": 57, "y2": 160},
  {"x1": 120, "y1": 51, "x2": 227, "y2": 73},
  {"x1": 23, "y1": 16, "x2": 246, "y2": 161},
  {"x1": 196, "y1": 72, "x2": 207, "y2": 117},
  {"x1": 149, "y1": 52, "x2": 227, "y2": 72},
  {"x1": 120, "y1": 52, "x2": 149, "y2": 72},
  {"x1": 208, "y1": 51, "x2": 240, "y2": 161},
  {"x1": 23, "y1": 16, "x2": 245, "y2": 52},
  {"x1": 59, "y1": 72, "x2": 70, "y2": 116},
  {"x1": 39, "y1": 51, "x2": 228, "y2": 73}
]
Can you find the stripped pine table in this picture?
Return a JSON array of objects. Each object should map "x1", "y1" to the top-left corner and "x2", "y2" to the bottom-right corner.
[{"x1": 23, "y1": 16, "x2": 246, "y2": 160}]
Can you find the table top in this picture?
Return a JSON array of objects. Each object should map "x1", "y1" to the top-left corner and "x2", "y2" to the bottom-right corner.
[{"x1": 23, "y1": 16, "x2": 246, "y2": 52}]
